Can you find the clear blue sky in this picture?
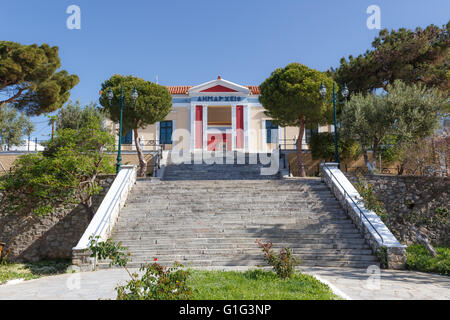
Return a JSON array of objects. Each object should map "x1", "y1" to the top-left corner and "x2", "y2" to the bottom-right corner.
[{"x1": 1, "y1": 0, "x2": 449, "y2": 139}]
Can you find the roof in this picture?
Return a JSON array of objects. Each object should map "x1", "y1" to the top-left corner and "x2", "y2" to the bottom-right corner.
[{"x1": 166, "y1": 85, "x2": 260, "y2": 95}]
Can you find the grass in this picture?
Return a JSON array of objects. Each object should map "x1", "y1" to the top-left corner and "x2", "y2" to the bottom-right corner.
[
  {"x1": 187, "y1": 269, "x2": 341, "y2": 300},
  {"x1": 405, "y1": 244, "x2": 450, "y2": 276},
  {"x1": 0, "y1": 259, "x2": 72, "y2": 285}
]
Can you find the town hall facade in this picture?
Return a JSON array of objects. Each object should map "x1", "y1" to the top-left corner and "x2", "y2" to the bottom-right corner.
[{"x1": 109, "y1": 77, "x2": 334, "y2": 152}]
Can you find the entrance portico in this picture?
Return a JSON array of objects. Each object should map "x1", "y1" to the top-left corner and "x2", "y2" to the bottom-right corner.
[
  {"x1": 115, "y1": 77, "x2": 308, "y2": 153},
  {"x1": 189, "y1": 77, "x2": 250, "y2": 152}
]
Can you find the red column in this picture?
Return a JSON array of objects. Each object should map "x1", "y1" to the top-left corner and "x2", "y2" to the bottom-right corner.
[
  {"x1": 236, "y1": 105, "x2": 244, "y2": 149},
  {"x1": 195, "y1": 106, "x2": 203, "y2": 149}
]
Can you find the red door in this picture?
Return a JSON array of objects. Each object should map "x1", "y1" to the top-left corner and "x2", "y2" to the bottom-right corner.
[
  {"x1": 208, "y1": 133, "x2": 232, "y2": 151},
  {"x1": 236, "y1": 105, "x2": 244, "y2": 149},
  {"x1": 195, "y1": 106, "x2": 203, "y2": 149}
]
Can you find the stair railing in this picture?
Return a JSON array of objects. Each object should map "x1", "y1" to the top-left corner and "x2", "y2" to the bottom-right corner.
[{"x1": 322, "y1": 163, "x2": 384, "y2": 244}]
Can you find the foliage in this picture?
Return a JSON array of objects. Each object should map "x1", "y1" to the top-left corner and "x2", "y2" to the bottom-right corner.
[
  {"x1": 88, "y1": 236, "x2": 130, "y2": 268},
  {"x1": 309, "y1": 132, "x2": 361, "y2": 162},
  {"x1": 405, "y1": 244, "x2": 450, "y2": 275},
  {"x1": 341, "y1": 80, "x2": 446, "y2": 171},
  {"x1": 354, "y1": 174, "x2": 387, "y2": 222},
  {"x1": 98, "y1": 74, "x2": 172, "y2": 176},
  {"x1": 116, "y1": 263, "x2": 192, "y2": 300},
  {"x1": 335, "y1": 22, "x2": 450, "y2": 94},
  {"x1": 259, "y1": 63, "x2": 335, "y2": 176},
  {"x1": 0, "y1": 259, "x2": 71, "y2": 285},
  {"x1": 55, "y1": 100, "x2": 106, "y2": 131},
  {"x1": 378, "y1": 135, "x2": 402, "y2": 165},
  {"x1": 188, "y1": 269, "x2": 341, "y2": 300},
  {"x1": 0, "y1": 41, "x2": 79, "y2": 115},
  {"x1": 88, "y1": 236, "x2": 192, "y2": 300},
  {"x1": 395, "y1": 136, "x2": 449, "y2": 176},
  {"x1": 375, "y1": 246, "x2": 388, "y2": 269},
  {"x1": 404, "y1": 207, "x2": 449, "y2": 227},
  {"x1": 0, "y1": 104, "x2": 34, "y2": 150},
  {"x1": 0, "y1": 118, "x2": 115, "y2": 216},
  {"x1": 256, "y1": 240, "x2": 300, "y2": 279}
]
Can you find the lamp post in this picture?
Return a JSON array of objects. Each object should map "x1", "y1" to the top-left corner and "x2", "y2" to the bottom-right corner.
[
  {"x1": 107, "y1": 85, "x2": 139, "y2": 174},
  {"x1": 319, "y1": 82, "x2": 349, "y2": 167}
]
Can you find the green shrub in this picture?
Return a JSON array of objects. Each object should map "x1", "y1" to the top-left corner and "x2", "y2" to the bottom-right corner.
[
  {"x1": 375, "y1": 246, "x2": 388, "y2": 269},
  {"x1": 256, "y1": 240, "x2": 300, "y2": 279},
  {"x1": 88, "y1": 236, "x2": 192, "y2": 300},
  {"x1": 405, "y1": 244, "x2": 450, "y2": 275},
  {"x1": 0, "y1": 119, "x2": 115, "y2": 217},
  {"x1": 116, "y1": 262, "x2": 192, "y2": 300},
  {"x1": 309, "y1": 132, "x2": 361, "y2": 162}
]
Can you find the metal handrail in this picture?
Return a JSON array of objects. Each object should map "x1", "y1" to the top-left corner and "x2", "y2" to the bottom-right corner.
[{"x1": 322, "y1": 163, "x2": 384, "y2": 244}]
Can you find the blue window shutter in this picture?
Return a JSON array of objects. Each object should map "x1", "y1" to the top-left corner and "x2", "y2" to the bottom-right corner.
[
  {"x1": 266, "y1": 120, "x2": 278, "y2": 143},
  {"x1": 121, "y1": 130, "x2": 133, "y2": 144},
  {"x1": 160, "y1": 121, "x2": 173, "y2": 144}
]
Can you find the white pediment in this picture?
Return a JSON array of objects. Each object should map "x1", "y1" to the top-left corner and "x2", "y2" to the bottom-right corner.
[{"x1": 188, "y1": 77, "x2": 250, "y2": 96}]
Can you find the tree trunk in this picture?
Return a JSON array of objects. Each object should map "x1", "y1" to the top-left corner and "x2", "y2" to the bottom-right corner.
[
  {"x1": 408, "y1": 224, "x2": 438, "y2": 257},
  {"x1": 82, "y1": 198, "x2": 95, "y2": 219},
  {"x1": 398, "y1": 163, "x2": 405, "y2": 175},
  {"x1": 134, "y1": 129, "x2": 147, "y2": 177},
  {"x1": 296, "y1": 117, "x2": 306, "y2": 177},
  {"x1": 362, "y1": 148, "x2": 373, "y2": 172},
  {"x1": 371, "y1": 143, "x2": 379, "y2": 172}
]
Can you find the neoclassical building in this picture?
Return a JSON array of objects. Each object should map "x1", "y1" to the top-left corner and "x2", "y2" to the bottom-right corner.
[{"x1": 109, "y1": 77, "x2": 333, "y2": 152}]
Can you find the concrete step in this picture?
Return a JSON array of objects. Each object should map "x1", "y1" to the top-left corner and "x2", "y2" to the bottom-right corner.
[
  {"x1": 118, "y1": 248, "x2": 374, "y2": 256},
  {"x1": 114, "y1": 218, "x2": 354, "y2": 225},
  {"x1": 110, "y1": 234, "x2": 367, "y2": 242},
  {"x1": 125, "y1": 253, "x2": 377, "y2": 262},
  {"x1": 111, "y1": 242, "x2": 371, "y2": 250},
  {"x1": 111, "y1": 228, "x2": 363, "y2": 235},
  {"x1": 97, "y1": 260, "x2": 378, "y2": 269}
]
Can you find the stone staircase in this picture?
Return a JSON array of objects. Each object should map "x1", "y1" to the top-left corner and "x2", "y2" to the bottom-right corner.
[
  {"x1": 104, "y1": 154, "x2": 378, "y2": 268},
  {"x1": 162, "y1": 152, "x2": 281, "y2": 180}
]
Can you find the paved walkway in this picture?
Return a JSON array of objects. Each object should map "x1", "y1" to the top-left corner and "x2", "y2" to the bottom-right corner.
[
  {"x1": 0, "y1": 267, "x2": 449, "y2": 300},
  {"x1": 302, "y1": 267, "x2": 450, "y2": 300}
]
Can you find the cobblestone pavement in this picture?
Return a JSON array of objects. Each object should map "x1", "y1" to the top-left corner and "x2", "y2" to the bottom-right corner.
[{"x1": 0, "y1": 267, "x2": 449, "y2": 300}]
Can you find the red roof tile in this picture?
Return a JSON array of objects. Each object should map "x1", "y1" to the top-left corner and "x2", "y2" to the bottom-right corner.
[
  {"x1": 166, "y1": 85, "x2": 260, "y2": 95},
  {"x1": 246, "y1": 86, "x2": 260, "y2": 95},
  {"x1": 166, "y1": 86, "x2": 193, "y2": 95}
]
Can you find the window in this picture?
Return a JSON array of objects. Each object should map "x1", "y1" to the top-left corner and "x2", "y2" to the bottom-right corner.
[
  {"x1": 160, "y1": 121, "x2": 173, "y2": 144},
  {"x1": 121, "y1": 130, "x2": 133, "y2": 144},
  {"x1": 266, "y1": 120, "x2": 278, "y2": 144},
  {"x1": 305, "y1": 127, "x2": 318, "y2": 144}
]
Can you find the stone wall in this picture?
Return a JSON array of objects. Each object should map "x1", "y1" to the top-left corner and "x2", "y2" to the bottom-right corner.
[
  {"x1": 346, "y1": 174, "x2": 450, "y2": 246},
  {"x1": 0, "y1": 175, "x2": 115, "y2": 262}
]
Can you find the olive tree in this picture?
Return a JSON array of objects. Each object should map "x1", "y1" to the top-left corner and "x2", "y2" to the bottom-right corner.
[{"x1": 341, "y1": 80, "x2": 447, "y2": 172}]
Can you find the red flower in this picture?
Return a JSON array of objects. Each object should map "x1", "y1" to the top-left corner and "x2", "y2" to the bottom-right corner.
[{"x1": 154, "y1": 258, "x2": 158, "y2": 261}]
